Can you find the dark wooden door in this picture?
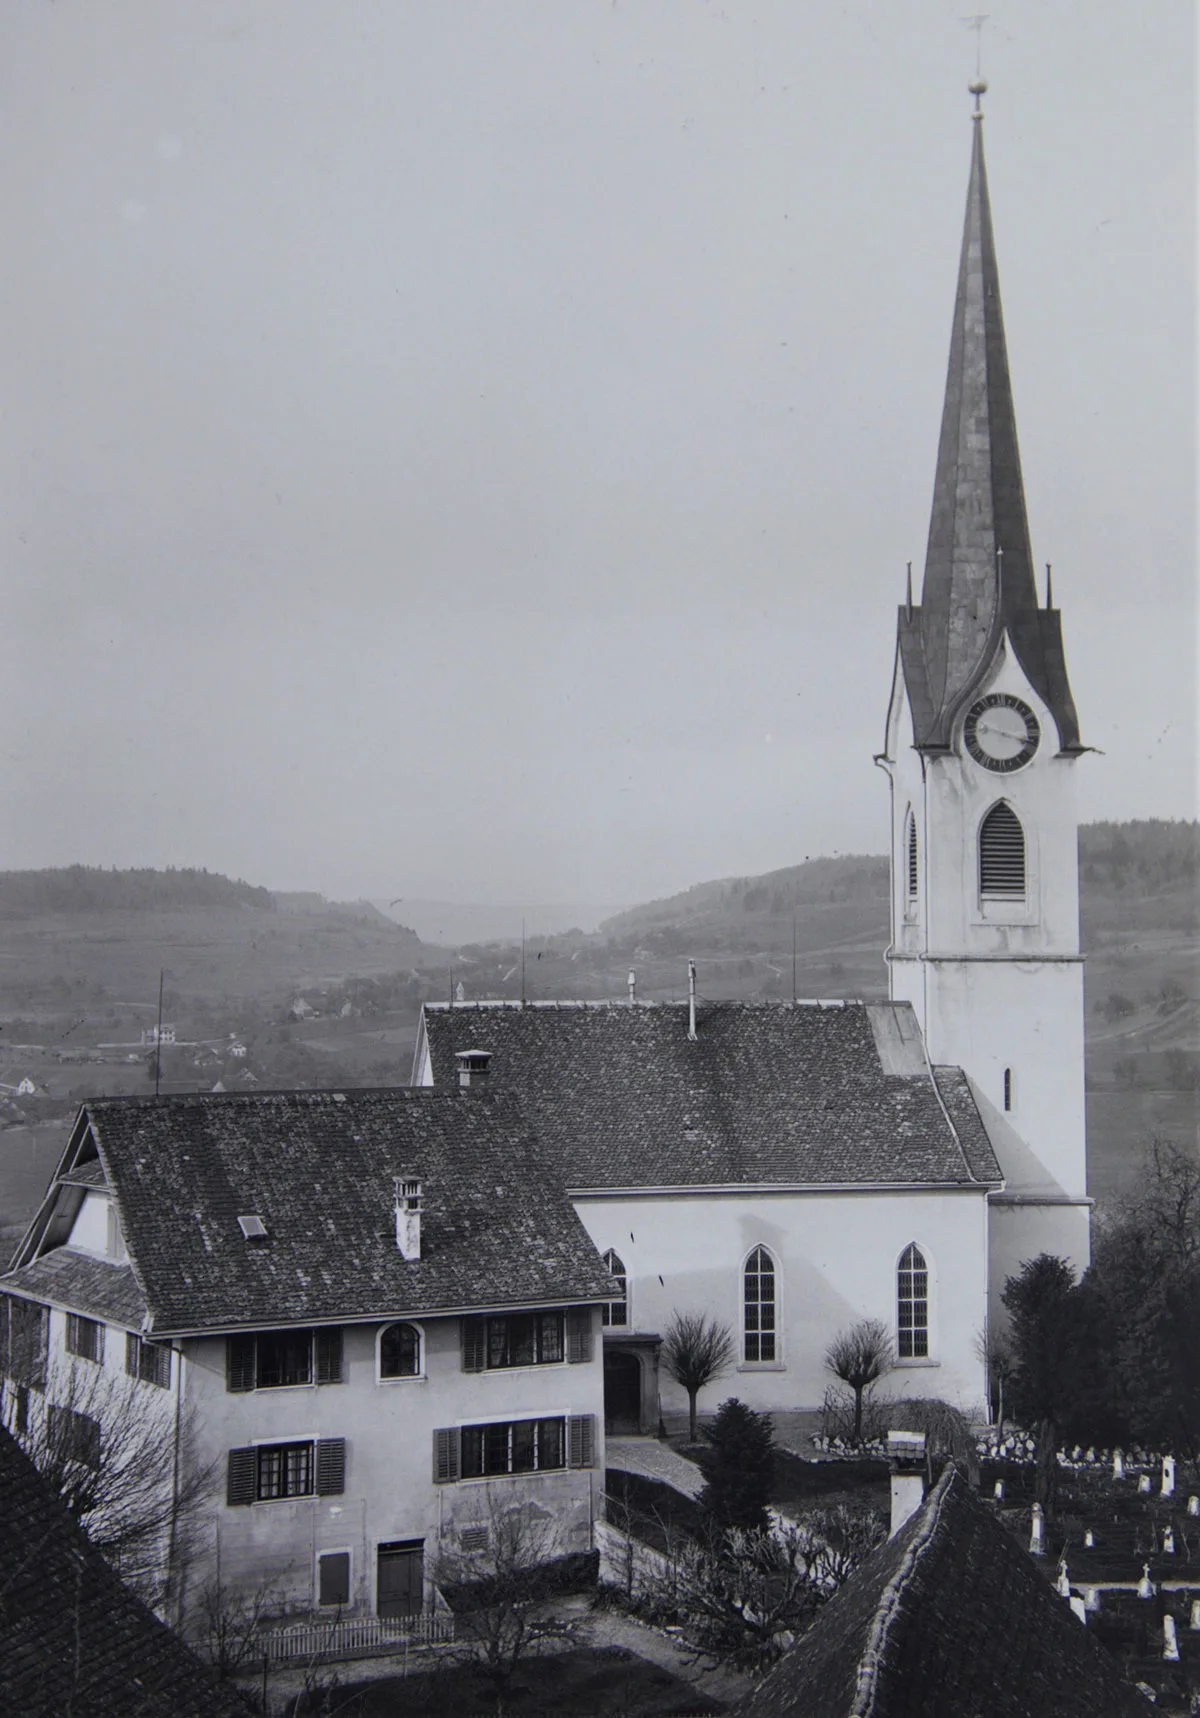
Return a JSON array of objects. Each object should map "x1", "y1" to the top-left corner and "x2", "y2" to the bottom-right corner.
[
  {"x1": 377, "y1": 1540, "x2": 424, "y2": 1616},
  {"x1": 604, "y1": 1350, "x2": 642, "y2": 1434}
]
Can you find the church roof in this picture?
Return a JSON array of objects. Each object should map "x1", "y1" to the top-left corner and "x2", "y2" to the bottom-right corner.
[
  {"x1": 0, "y1": 1425, "x2": 252, "y2": 1718},
  {"x1": 6, "y1": 1090, "x2": 614, "y2": 1337},
  {"x1": 898, "y1": 111, "x2": 1082, "y2": 754},
  {"x1": 734, "y1": 1466, "x2": 1146, "y2": 1718},
  {"x1": 417, "y1": 1000, "x2": 1002, "y2": 1191}
]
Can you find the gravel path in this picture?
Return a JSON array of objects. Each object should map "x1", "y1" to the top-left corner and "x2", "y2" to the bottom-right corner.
[{"x1": 606, "y1": 1437, "x2": 705, "y2": 1499}]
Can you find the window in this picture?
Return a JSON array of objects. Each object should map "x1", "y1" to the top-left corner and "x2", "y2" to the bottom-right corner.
[
  {"x1": 601, "y1": 1251, "x2": 628, "y2": 1328},
  {"x1": 898, "y1": 1244, "x2": 929, "y2": 1360},
  {"x1": 434, "y1": 1415, "x2": 595, "y2": 1483},
  {"x1": 125, "y1": 1333, "x2": 171, "y2": 1389},
  {"x1": 1, "y1": 1296, "x2": 47, "y2": 1391},
  {"x1": 105, "y1": 1202, "x2": 126, "y2": 1262},
  {"x1": 743, "y1": 1247, "x2": 776, "y2": 1363},
  {"x1": 318, "y1": 1551, "x2": 351, "y2": 1608},
  {"x1": 66, "y1": 1314, "x2": 104, "y2": 1365},
  {"x1": 906, "y1": 810, "x2": 919, "y2": 900},
  {"x1": 461, "y1": 1309, "x2": 592, "y2": 1371},
  {"x1": 10, "y1": 1384, "x2": 29, "y2": 1435},
  {"x1": 226, "y1": 1436, "x2": 346, "y2": 1505},
  {"x1": 979, "y1": 802, "x2": 1026, "y2": 897},
  {"x1": 380, "y1": 1322, "x2": 421, "y2": 1379},
  {"x1": 1003, "y1": 1068, "x2": 1013, "y2": 1113},
  {"x1": 48, "y1": 1404, "x2": 101, "y2": 1469},
  {"x1": 226, "y1": 1328, "x2": 343, "y2": 1391}
]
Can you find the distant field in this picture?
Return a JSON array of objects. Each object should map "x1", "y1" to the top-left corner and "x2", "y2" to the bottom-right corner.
[
  {"x1": 0, "y1": 1125, "x2": 68, "y2": 1257},
  {"x1": 1087, "y1": 1090, "x2": 1200, "y2": 1207}
]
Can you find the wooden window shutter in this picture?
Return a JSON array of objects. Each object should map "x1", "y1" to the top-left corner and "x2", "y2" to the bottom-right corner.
[
  {"x1": 226, "y1": 1447, "x2": 257, "y2": 1506},
  {"x1": 567, "y1": 1414, "x2": 595, "y2": 1469},
  {"x1": 461, "y1": 1317, "x2": 486, "y2": 1373},
  {"x1": 566, "y1": 1308, "x2": 592, "y2": 1364},
  {"x1": 315, "y1": 1437, "x2": 346, "y2": 1495},
  {"x1": 226, "y1": 1333, "x2": 256, "y2": 1392},
  {"x1": 433, "y1": 1427, "x2": 461, "y2": 1484},
  {"x1": 316, "y1": 1328, "x2": 343, "y2": 1384}
]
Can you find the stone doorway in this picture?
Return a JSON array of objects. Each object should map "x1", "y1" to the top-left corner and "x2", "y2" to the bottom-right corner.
[{"x1": 604, "y1": 1349, "x2": 643, "y2": 1434}]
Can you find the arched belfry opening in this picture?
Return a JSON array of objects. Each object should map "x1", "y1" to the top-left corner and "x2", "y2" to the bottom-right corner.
[{"x1": 978, "y1": 801, "x2": 1026, "y2": 897}]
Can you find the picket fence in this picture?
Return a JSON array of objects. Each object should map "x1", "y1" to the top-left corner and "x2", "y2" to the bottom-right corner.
[{"x1": 256, "y1": 1610, "x2": 455, "y2": 1664}]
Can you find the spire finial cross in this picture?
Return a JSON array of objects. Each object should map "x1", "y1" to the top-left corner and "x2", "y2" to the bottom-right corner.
[{"x1": 962, "y1": 15, "x2": 989, "y2": 114}]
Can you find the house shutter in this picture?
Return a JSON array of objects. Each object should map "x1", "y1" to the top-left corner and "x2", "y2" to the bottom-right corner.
[
  {"x1": 566, "y1": 1308, "x2": 593, "y2": 1364},
  {"x1": 315, "y1": 1437, "x2": 346, "y2": 1495},
  {"x1": 316, "y1": 1328, "x2": 343, "y2": 1385},
  {"x1": 567, "y1": 1414, "x2": 595, "y2": 1469},
  {"x1": 125, "y1": 1332, "x2": 140, "y2": 1378},
  {"x1": 226, "y1": 1447, "x2": 257, "y2": 1506},
  {"x1": 461, "y1": 1317, "x2": 486, "y2": 1373},
  {"x1": 226, "y1": 1334, "x2": 256, "y2": 1393},
  {"x1": 433, "y1": 1427, "x2": 461, "y2": 1484}
]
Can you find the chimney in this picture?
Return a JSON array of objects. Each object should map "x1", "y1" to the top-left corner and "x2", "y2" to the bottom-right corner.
[
  {"x1": 627, "y1": 970, "x2": 636, "y2": 1004},
  {"x1": 394, "y1": 1178, "x2": 422, "y2": 1259},
  {"x1": 455, "y1": 1049, "x2": 491, "y2": 1089},
  {"x1": 687, "y1": 961, "x2": 697, "y2": 1042},
  {"x1": 887, "y1": 1430, "x2": 926, "y2": 1537}
]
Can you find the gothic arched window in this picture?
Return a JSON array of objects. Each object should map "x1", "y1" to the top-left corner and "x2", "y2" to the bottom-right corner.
[
  {"x1": 601, "y1": 1249, "x2": 628, "y2": 1328},
  {"x1": 379, "y1": 1322, "x2": 421, "y2": 1379},
  {"x1": 906, "y1": 809, "x2": 919, "y2": 900},
  {"x1": 743, "y1": 1246, "x2": 776, "y2": 1362},
  {"x1": 897, "y1": 1244, "x2": 929, "y2": 1359},
  {"x1": 979, "y1": 802, "x2": 1026, "y2": 898}
]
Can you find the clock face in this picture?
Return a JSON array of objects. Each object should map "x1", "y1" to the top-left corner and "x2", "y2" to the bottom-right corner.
[{"x1": 963, "y1": 693, "x2": 1040, "y2": 772}]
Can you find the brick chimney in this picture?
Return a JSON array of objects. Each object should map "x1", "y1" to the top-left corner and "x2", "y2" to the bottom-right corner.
[
  {"x1": 887, "y1": 1430, "x2": 926, "y2": 1537},
  {"x1": 394, "y1": 1179, "x2": 422, "y2": 1259},
  {"x1": 455, "y1": 1049, "x2": 491, "y2": 1089}
]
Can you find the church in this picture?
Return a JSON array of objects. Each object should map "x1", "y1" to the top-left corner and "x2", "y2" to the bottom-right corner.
[{"x1": 415, "y1": 89, "x2": 1091, "y2": 1433}]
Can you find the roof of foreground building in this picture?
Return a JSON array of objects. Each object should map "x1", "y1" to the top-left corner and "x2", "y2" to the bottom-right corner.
[{"x1": 734, "y1": 1467, "x2": 1147, "y2": 1718}]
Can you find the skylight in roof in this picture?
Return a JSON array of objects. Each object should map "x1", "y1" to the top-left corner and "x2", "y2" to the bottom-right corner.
[{"x1": 237, "y1": 1215, "x2": 268, "y2": 1240}]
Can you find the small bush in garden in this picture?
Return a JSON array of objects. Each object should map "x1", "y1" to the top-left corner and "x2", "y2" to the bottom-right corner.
[{"x1": 698, "y1": 1398, "x2": 775, "y2": 1533}]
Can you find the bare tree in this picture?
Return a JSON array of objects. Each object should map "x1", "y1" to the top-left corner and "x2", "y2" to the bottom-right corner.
[
  {"x1": 974, "y1": 1321, "x2": 1016, "y2": 1429},
  {"x1": 431, "y1": 1489, "x2": 584, "y2": 1717},
  {"x1": 824, "y1": 1319, "x2": 894, "y2": 1443},
  {"x1": 660, "y1": 1312, "x2": 735, "y2": 1443},
  {"x1": 3, "y1": 1359, "x2": 214, "y2": 1608}
]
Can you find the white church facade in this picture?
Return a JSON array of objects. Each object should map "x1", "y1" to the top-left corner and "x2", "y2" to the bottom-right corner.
[{"x1": 415, "y1": 95, "x2": 1091, "y2": 1432}]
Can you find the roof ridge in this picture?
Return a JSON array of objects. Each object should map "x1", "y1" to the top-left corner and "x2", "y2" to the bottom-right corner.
[{"x1": 851, "y1": 1465, "x2": 956, "y2": 1718}]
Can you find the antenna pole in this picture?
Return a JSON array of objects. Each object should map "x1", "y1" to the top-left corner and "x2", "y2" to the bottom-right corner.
[{"x1": 154, "y1": 968, "x2": 164, "y2": 1099}]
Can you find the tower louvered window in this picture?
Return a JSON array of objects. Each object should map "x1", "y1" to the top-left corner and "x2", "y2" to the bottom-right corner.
[
  {"x1": 906, "y1": 811, "x2": 919, "y2": 900},
  {"x1": 979, "y1": 803, "x2": 1026, "y2": 897}
]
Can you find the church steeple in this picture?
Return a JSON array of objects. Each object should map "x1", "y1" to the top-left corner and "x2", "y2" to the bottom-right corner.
[{"x1": 896, "y1": 100, "x2": 1082, "y2": 753}]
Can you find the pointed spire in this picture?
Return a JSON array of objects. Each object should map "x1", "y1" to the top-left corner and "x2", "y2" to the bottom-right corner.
[{"x1": 896, "y1": 101, "x2": 1083, "y2": 753}]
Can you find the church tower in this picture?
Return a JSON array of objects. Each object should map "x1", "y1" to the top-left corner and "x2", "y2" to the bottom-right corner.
[{"x1": 880, "y1": 89, "x2": 1091, "y2": 1311}]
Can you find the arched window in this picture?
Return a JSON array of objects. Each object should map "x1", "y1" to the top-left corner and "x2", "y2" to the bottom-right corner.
[
  {"x1": 743, "y1": 1246, "x2": 776, "y2": 1362},
  {"x1": 601, "y1": 1249, "x2": 628, "y2": 1328},
  {"x1": 380, "y1": 1322, "x2": 421, "y2": 1379},
  {"x1": 906, "y1": 809, "x2": 919, "y2": 900},
  {"x1": 897, "y1": 1244, "x2": 929, "y2": 1359},
  {"x1": 979, "y1": 802, "x2": 1026, "y2": 897}
]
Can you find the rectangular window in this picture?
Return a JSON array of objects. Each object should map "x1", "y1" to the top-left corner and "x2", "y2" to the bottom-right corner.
[
  {"x1": 225, "y1": 1329, "x2": 344, "y2": 1391},
  {"x1": 318, "y1": 1551, "x2": 351, "y2": 1607},
  {"x1": 125, "y1": 1333, "x2": 171, "y2": 1388},
  {"x1": 258, "y1": 1441, "x2": 313, "y2": 1500},
  {"x1": 2, "y1": 1296, "x2": 48, "y2": 1391},
  {"x1": 66, "y1": 1314, "x2": 104, "y2": 1365},
  {"x1": 48, "y1": 1404, "x2": 101, "y2": 1469},
  {"x1": 461, "y1": 1417, "x2": 566, "y2": 1479},
  {"x1": 485, "y1": 1313, "x2": 564, "y2": 1370}
]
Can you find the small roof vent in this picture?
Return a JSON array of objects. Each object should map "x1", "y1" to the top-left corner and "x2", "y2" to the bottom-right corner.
[
  {"x1": 455, "y1": 1049, "x2": 492, "y2": 1088},
  {"x1": 237, "y1": 1214, "x2": 268, "y2": 1241}
]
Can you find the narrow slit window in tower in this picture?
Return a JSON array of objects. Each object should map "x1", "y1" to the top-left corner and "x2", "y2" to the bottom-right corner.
[{"x1": 906, "y1": 811, "x2": 919, "y2": 900}]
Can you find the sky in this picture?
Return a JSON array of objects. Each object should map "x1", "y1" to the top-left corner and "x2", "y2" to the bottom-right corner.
[{"x1": 2, "y1": 1, "x2": 1195, "y2": 908}]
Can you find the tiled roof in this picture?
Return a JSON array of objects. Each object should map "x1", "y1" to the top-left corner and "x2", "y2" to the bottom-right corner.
[
  {"x1": 4, "y1": 1249, "x2": 148, "y2": 1328},
  {"x1": 0, "y1": 1426, "x2": 251, "y2": 1717},
  {"x1": 735, "y1": 1467, "x2": 1146, "y2": 1718},
  {"x1": 418, "y1": 1001, "x2": 1001, "y2": 1190},
  {"x1": 10, "y1": 1090, "x2": 613, "y2": 1336}
]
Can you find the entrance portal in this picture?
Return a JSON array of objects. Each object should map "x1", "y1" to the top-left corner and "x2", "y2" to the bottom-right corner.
[
  {"x1": 604, "y1": 1350, "x2": 642, "y2": 1434},
  {"x1": 376, "y1": 1540, "x2": 423, "y2": 1616}
]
